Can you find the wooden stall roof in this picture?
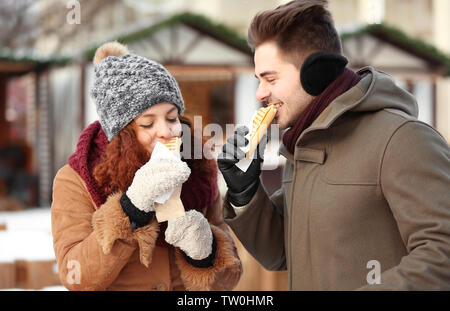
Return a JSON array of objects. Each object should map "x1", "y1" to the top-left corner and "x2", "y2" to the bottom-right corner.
[
  {"x1": 341, "y1": 23, "x2": 450, "y2": 77},
  {"x1": 0, "y1": 51, "x2": 69, "y2": 75},
  {"x1": 83, "y1": 12, "x2": 253, "y2": 65}
]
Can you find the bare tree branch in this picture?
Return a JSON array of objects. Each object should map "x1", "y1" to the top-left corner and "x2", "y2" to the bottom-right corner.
[
  {"x1": 36, "y1": 0, "x2": 122, "y2": 53},
  {"x1": 0, "y1": 0, "x2": 123, "y2": 54},
  {"x1": 0, "y1": 0, "x2": 37, "y2": 50}
]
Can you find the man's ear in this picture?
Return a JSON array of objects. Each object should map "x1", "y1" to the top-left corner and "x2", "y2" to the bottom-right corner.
[{"x1": 300, "y1": 52, "x2": 348, "y2": 96}]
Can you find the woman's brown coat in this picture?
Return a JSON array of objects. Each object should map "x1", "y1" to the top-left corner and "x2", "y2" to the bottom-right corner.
[{"x1": 51, "y1": 164, "x2": 242, "y2": 291}]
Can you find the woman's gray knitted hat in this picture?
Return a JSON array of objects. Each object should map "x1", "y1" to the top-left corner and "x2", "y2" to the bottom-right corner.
[{"x1": 90, "y1": 41, "x2": 185, "y2": 141}]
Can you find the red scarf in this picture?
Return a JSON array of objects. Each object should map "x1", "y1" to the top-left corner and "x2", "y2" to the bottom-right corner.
[
  {"x1": 68, "y1": 121, "x2": 218, "y2": 247},
  {"x1": 282, "y1": 68, "x2": 361, "y2": 154}
]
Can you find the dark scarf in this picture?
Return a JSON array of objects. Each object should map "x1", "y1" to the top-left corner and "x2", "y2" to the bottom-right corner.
[
  {"x1": 282, "y1": 68, "x2": 361, "y2": 154},
  {"x1": 68, "y1": 121, "x2": 218, "y2": 247}
]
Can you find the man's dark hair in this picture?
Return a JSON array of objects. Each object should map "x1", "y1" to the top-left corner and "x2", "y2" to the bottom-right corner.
[{"x1": 248, "y1": 0, "x2": 342, "y2": 65}]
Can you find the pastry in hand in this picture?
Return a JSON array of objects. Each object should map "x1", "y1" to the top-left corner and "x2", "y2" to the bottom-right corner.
[{"x1": 246, "y1": 105, "x2": 277, "y2": 158}]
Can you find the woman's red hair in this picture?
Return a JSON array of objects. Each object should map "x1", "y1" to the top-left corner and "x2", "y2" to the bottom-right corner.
[{"x1": 93, "y1": 115, "x2": 217, "y2": 197}]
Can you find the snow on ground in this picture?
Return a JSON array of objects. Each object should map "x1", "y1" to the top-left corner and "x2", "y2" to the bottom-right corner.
[
  {"x1": 0, "y1": 207, "x2": 55, "y2": 262},
  {"x1": 1, "y1": 286, "x2": 67, "y2": 291},
  {"x1": 0, "y1": 207, "x2": 68, "y2": 290}
]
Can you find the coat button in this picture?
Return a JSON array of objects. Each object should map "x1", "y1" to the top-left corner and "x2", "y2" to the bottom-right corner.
[{"x1": 156, "y1": 283, "x2": 167, "y2": 291}]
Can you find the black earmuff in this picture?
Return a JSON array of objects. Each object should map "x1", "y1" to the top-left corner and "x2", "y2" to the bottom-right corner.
[{"x1": 300, "y1": 52, "x2": 348, "y2": 96}]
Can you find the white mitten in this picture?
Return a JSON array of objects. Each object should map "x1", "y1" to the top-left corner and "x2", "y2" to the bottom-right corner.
[
  {"x1": 126, "y1": 157, "x2": 191, "y2": 212},
  {"x1": 165, "y1": 210, "x2": 213, "y2": 260}
]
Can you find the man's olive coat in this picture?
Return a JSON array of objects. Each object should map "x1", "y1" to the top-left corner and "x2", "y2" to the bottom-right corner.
[{"x1": 224, "y1": 67, "x2": 450, "y2": 290}]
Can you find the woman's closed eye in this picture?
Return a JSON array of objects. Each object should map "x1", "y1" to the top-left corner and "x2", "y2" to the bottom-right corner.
[
  {"x1": 140, "y1": 117, "x2": 177, "y2": 128},
  {"x1": 140, "y1": 123, "x2": 153, "y2": 128}
]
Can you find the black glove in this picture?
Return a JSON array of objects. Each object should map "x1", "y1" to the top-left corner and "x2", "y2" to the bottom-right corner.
[
  {"x1": 120, "y1": 193, "x2": 154, "y2": 230},
  {"x1": 217, "y1": 126, "x2": 266, "y2": 206}
]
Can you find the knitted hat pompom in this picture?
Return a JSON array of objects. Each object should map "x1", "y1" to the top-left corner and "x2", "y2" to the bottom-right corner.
[{"x1": 93, "y1": 41, "x2": 129, "y2": 67}]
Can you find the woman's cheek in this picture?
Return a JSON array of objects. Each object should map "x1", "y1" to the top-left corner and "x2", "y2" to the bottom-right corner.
[
  {"x1": 142, "y1": 131, "x2": 155, "y2": 152},
  {"x1": 171, "y1": 122, "x2": 182, "y2": 137}
]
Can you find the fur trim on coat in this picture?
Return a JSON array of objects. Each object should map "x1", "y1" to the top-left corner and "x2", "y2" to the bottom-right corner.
[
  {"x1": 92, "y1": 192, "x2": 159, "y2": 267},
  {"x1": 174, "y1": 225, "x2": 243, "y2": 290}
]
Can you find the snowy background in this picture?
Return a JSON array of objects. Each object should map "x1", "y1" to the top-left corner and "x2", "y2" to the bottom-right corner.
[{"x1": 0, "y1": 207, "x2": 66, "y2": 291}]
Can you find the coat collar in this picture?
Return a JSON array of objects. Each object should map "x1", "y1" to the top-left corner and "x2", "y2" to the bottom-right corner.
[
  {"x1": 278, "y1": 67, "x2": 373, "y2": 163},
  {"x1": 295, "y1": 68, "x2": 370, "y2": 144}
]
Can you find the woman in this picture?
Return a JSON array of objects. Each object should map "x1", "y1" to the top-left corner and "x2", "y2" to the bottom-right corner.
[{"x1": 51, "y1": 42, "x2": 242, "y2": 290}]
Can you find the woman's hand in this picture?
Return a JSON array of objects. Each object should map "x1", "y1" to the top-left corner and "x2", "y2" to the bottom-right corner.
[
  {"x1": 121, "y1": 157, "x2": 190, "y2": 229},
  {"x1": 126, "y1": 157, "x2": 191, "y2": 212},
  {"x1": 165, "y1": 210, "x2": 213, "y2": 260}
]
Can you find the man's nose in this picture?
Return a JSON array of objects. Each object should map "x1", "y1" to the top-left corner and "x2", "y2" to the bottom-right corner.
[{"x1": 256, "y1": 82, "x2": 270, "y2": 102}]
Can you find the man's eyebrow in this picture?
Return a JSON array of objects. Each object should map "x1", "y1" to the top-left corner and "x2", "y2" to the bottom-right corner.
[
  {"x1": 254, "y1": 71, "x2": 278, "y2": 79},
  {"x1": 140, "y1": 106, "x2": 177, "y2": 118}
]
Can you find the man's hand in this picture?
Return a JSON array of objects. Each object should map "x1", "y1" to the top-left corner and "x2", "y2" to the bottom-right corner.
[{"x1": 217, "y1": 126, "x2": 266, "y2": 206}]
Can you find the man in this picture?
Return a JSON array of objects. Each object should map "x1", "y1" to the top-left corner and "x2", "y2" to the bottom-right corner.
[{"x1": 217, "y1": 0, "x2": 450, "y2": 290}]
